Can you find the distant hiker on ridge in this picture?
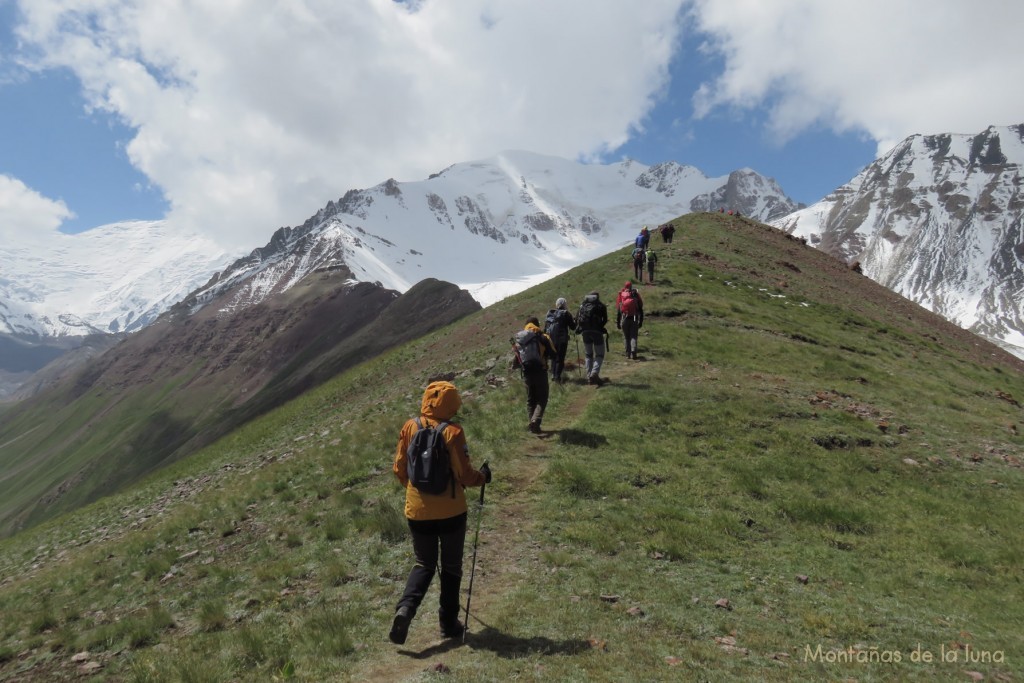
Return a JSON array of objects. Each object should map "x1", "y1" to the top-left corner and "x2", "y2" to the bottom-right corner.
[
  {"x1": 576, "y1": 290, "x2": 608, "y2": 385},
  {"x1": 645, "y1": 246, "x2": 658, "y2": 284},
  {"x1": 544, "y1": 298, "x2": 576, "y2": 384},
  {"x1": 616, "y1": 280, "x2": 644, "y2": 360},
  {"x1": 389, "y1": 381, "x2": 491, "y2": 645},
  {"x1": 659, "y1": 223, "x2": 675, "y2": 243},
  {"x1": 635, "y1": 225, "x2": 651, "y2": 250},
  {"x1": 512, "y1": 317, "x2": 558, "y2": 433},
  {"x1": 630, "y1": 243, "x2": 646, "y2": 283}
]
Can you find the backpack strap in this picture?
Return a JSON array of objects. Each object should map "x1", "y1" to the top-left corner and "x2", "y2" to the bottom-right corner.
[{"x1": 435, "y1": 420, "x2": 454, "y2": 497}]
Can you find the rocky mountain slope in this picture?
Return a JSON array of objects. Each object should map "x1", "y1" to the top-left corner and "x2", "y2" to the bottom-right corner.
[
  {"x1": 772, "y1": 124, "x2": 1024, "y2": 356},
  {"x1": 0, "y1": 267, "x2": 479, "y2": 537}
]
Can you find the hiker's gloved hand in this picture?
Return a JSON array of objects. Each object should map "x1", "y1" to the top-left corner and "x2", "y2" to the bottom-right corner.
[{"x1": 480, "y1": 462, "x2": 492, "y2": 484}]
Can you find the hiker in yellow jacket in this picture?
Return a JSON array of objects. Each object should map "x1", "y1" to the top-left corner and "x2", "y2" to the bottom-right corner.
[
  {"x1": 513, "y1": 317, "x2": 558, "y2": 433},
  {"x1": 389, "y1": 381, "x2": 490, "y2": 645}
]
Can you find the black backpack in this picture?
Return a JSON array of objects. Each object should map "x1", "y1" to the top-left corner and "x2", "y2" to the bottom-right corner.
[
  {"x1": 514, "y1": 329, "x2": 544, "y2": 370},
  {"x1": 576, "y1": 295, "x2": 607, "y2": 332},
  {"x1": 406, "y1": 417, "x2": 455, "y2": 497},
  {"x1": 544, "y1": 309, "x2": 570, "y2": 343}
]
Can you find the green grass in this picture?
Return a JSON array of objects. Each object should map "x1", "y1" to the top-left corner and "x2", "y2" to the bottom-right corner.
[{"x1": 1, "y1": 213, "x2": 1023, "y2": 681}]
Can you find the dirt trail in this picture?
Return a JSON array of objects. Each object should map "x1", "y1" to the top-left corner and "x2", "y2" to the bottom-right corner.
[{"x1": 351, "y1": 355, "x2": 647, "y2": 682}]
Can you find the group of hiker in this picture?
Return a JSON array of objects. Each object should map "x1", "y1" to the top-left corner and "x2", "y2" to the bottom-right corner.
[
  {"x1": 387, "y1": 223, "x2": 661, "y2": 646},
  {"x1": 510, "y1": 274, "x2": 647, "y2": 432},
  {"x1": 630, "y1": 225, "x2": 662, "y2": 283}
]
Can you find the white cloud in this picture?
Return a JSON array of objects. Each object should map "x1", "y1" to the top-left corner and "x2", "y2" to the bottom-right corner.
[
  {"x1": 0, "y1": 175, "x2": 75, "y2": 242},
  {"x1": 688, "y1": 0, "x2": 1024, "y2": 155},
  {"x1": 12, "y1": 0, "x2": 687, "y2": 249}
]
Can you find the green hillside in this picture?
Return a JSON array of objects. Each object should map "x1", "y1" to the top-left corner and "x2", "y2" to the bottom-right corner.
[
  {"x1": 1, "y1": 213, "x2": 1022, "y2": 682},
  {"x1": 0, "y1": 276, "x2": 477, "y2": 539}
]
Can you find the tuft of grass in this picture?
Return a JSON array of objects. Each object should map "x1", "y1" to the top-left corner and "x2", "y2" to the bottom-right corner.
[
  {"x1": 300, "y1": 606, "x2": 356, "y2": 657},
  {"x1": 197, "y1": 599, "x2": 228, "y2": 632},
  {"x1": 352, "y1": 498, "x2": 406, "y2": 542},
  {"x1": 28, "y1": 611, "x2": 58, "y2": 635}
]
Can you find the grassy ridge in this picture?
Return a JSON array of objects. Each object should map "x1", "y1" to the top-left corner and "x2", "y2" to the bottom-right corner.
[{"x1": 1, "y1": 213, "x2": 1022, "y2": 681}]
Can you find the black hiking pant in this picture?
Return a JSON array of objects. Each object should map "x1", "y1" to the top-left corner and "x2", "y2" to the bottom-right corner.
[
  {"x1": 397, "y1": 513, "x2": 467, "y2": 629},
  {"x1": 633, "y1": 260, "x2": 644, "y2": 282},
  {"x1": 622, "y1": 316, "x2": 641, "y2": 356},
  {"x1": 523, "y1": 366, "x2": 549, "y2": 427},
  {"x1": 551, "y1": 338, "x2": 569, "y2": 381}
]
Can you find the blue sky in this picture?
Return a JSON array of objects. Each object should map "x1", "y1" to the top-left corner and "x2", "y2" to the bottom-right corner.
[{"x1": 2, "y1": 1, "x2": 1023, "y2": 249}]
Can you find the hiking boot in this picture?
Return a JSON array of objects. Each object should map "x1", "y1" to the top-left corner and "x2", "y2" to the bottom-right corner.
[
  {"x1": 440, "y1": 619, "x2": 465, "y2": 639},
  {"x1": 591, "y1": 376, "x2": 604, "y2": 387},
  {"x1": 528, "y1": 420, "x2": 540, "y2": 433},
  {"x1": 389, "y1": 606, "x2": 413, "y2": 645}
]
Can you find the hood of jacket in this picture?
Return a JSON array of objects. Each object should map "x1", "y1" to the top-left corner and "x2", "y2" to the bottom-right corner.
[
  {"x1": 420, "y1": 381, "x2": 462, "y2": 421},
  {"x1": 524, "y1": 322, "x2": 543, "y2": 334}
]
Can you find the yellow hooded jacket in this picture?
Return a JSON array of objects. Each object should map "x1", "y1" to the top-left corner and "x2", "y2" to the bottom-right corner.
[{"x1": 393, "y1": 381, "x2": 486, "y2": 521}]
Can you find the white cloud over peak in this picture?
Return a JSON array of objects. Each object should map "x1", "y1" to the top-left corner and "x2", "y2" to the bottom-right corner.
[
  {"x1": 12, "y1": 0, "x2": 686, "y2": 249},
  {"x1": 7, "y1": 0, "x2": 1023, "y2": 253},
  {"x1": 688, "y1": 0, "x2": 1024, "y2": 155},
  {"x1": 0, "y1": 175, "x2": 75, "y2": 242}
]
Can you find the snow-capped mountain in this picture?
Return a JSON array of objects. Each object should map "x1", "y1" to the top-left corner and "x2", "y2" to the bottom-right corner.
[
  {"x1": 772, "y1": 124, "x2": 1024, "y2": 355},
  {"x1": 181, "y1": 151, "x2": 800, "y2": 313},
  {"x1": 0, "y1": 221, "x2": 237, "y2": 338},
  {"x1": 2, "y1": 153, "x2": 798, "y2": 345}
]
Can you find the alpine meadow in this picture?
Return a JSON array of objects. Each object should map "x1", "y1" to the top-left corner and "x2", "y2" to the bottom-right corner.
[{"x1": 1, "y1": 212, "x2": 1023, "y2": 682}]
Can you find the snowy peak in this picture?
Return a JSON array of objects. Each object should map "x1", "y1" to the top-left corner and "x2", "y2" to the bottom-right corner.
[
  {"x1": 183, "y1": 151, "x2": 799, "y2": 311},
  {"x1": 634, "y1": 161, "x2": 708, "y2": 197},
  {"x1": 772, "y1": 123, "x2": 1024, "y2": 355},
  {"x1": 0, "y1": 221, "x2": 238, "y2": 339}
]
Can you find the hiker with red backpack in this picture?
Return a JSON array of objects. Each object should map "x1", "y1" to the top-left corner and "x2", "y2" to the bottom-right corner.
[
  {"x1": 616, "y1": 281, "x2": 644, "y2": 359},
  {"x1": 389, "y1": 381, "x2": 491, "y2": 645},
  {"x1": 575, "y1": 290, "x2": 608, "y2": 385},
  {"x1": 512, "y1": 317, "x2": 558, "y2": 433},
  {"x1": 543, "y1": 297, "x2": 576, "y2": 384}
]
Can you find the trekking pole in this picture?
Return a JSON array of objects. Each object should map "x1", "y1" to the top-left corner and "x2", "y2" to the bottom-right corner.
[
  {"x1": 574, "y1": 334, "x2": 582, "y2": 379},
  {"x1": 463, "y1": 470, "x2": 487, "y2": 643}
]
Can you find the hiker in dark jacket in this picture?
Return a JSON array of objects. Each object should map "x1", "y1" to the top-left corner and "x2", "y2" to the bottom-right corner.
[
  {"x1": 544, "y1": 297, "x2": 576, "y2": 384},
  {"x1": 630, "y1": 244, "x2": 646, "y2": 282},
  {"x1": 575, "y1": 291, "x2": 608, "y2": 385},
  {"x1": 514, "y1": 317, "x2": 558, "y2": 433},
  {"x1": 390, "y1": 381, "x2": 491, "y2": 645},
  {"x1": 616, "y1": 281, "x2": 644, "y2": 359},
  {"x1": 660, "y1": 223, "x2": 675, "y2": 243}
]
